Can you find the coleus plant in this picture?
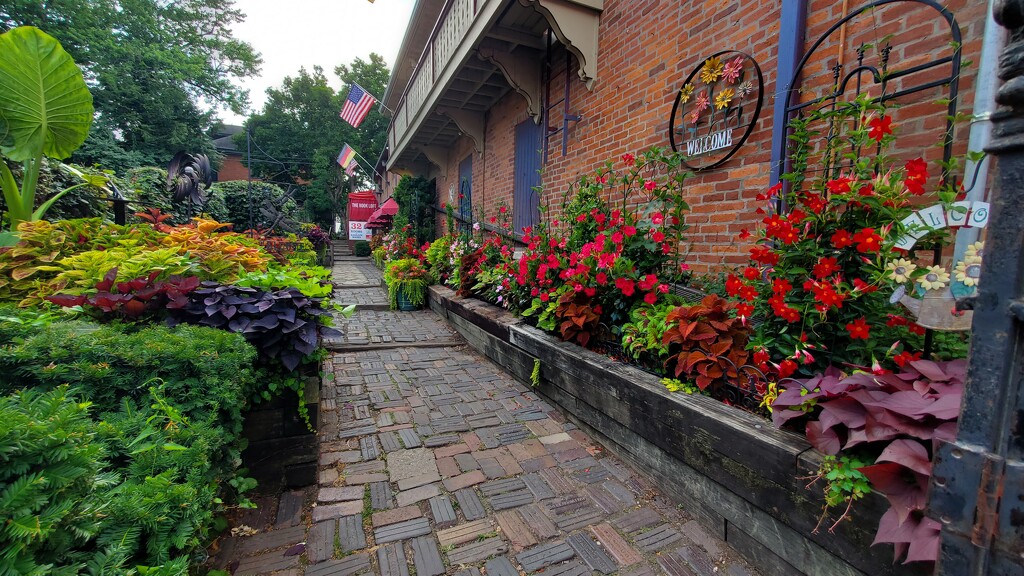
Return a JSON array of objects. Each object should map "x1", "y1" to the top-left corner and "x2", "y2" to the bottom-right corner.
[
  {"x1": 167, "y1": 283, "x2": 342, "y2": 371},
  {"x1": 45, "y1": 267, "x2": 200, "y2": 318},
  {"x1": 771, "y1": 358, "x2": 965, "y2": 563},
  {"x1": 553, "y1": 290, "x2": 602, "y2": 347},
  {"x1": 662, "y1": 294, "x2": 750, "y2": 391}
]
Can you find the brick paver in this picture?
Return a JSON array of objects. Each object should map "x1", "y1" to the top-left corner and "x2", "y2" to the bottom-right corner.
[{"x1": 207, "y1": 257, "x2": 761, "y2": 576}]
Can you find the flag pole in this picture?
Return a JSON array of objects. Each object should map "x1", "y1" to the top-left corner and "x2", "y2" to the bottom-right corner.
[{"x1": 348, "y1": 148, "x2": 386, "y2": 181}]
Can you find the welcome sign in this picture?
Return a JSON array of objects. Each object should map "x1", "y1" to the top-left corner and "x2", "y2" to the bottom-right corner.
[{"x1": 669, "y1": 51, "x2": 764, "y2": 171}]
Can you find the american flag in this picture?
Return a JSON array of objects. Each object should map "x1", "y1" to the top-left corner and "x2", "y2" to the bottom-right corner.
[
  {"x1": 340, "y1": 84, "x2": 376, "y2": 128},
  {"x1": 345, "y1": 160, "x2": 357, "y2": 177}
]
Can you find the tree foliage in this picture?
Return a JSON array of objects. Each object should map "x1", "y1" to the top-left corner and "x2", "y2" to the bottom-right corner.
[
  {"x1": 241, "y1": 55, "x2": 390, "y2": 230},
  {"x1": 0, "y1": 0, "x2": 262, "y2": 170}
]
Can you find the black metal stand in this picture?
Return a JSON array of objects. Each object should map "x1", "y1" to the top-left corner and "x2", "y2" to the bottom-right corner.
[{"x1": 927, "y1": 2, "x2": 1024, "y2": 573}]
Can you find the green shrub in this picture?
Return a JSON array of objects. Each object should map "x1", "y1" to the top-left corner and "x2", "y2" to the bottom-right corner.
[
  {"x1": 354, "y1": 240, "x2": 371, "y2": 257},
  {"x1": 0, "y1": 386, "x2": 115, "y2": 575},
  {"x1": 0, "y1": 319, "x2": 257, "y2": 437}
]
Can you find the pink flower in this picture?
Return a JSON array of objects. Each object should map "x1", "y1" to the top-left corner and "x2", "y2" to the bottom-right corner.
[
  {"x1": 723, "y1": 56, "x2": 744, "y2": 83},
  {"x1": 622, "y1": 153, "x2": 635, "y2": 165},
  {"x1": 644, "y1": 180, "x2": 656, "y2": 191},
  {"x1": 651, "y1": 212, "x2": 664, "y2": 225}
]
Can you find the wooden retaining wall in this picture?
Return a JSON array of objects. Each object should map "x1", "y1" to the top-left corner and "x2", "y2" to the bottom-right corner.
[{"x1": 429, "y1": 285, "x2": 927, "y2": 576}]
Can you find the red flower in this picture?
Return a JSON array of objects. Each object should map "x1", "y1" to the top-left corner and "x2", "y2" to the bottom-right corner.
[
  {"x1": 852, "y1": 278, "x2": 877, "y2": 293},
  {"x1": 575, "y1": 213, "x2": 587, "y2": 222},
  {"x1": 753, "y1": 349, "x2": 770, "y2": 364},
  {"x1": 826, "y1": 176, "x2": 853, "y2": 195},
  {"x1": 594, "y1": 213, "x2": 607, "y2": 225},
  {"x1": 657, "y1": 283, "x2": 669, "y2": 294},
  {"x1": 611, "y1": 231, "x2": 624, "y2": 244},
  {"x1": 651, "y1": 230, "x2": 665, "y2": 242},
  {"x1": 615, "y1": 277, "x2": 636, "y2": 297},
  {"x1": 638, "y1": 274, "x2": 658, "y2": 291},
  {"x1": 651, "y1": 212, "x2": 664, "y2": 225},
  {"x1": 743, "y1": 267, "x2": 760, "y2": 280},
  {"x1": 867, "y1": 115, "x2": 893, "y2": 142},
  {"x1": 778, "y1": 359, "x2": 798, "y2": 378},
  {"x1": 813, "y1": 256, "x2": 839, "y2": 279},
  {"x1": 857, "y1": 182, "x2": 875, "y2": 197},
  {"x1": 757, "y1": 182, "x2": 783, "y2": 201},
  {"x1": 725, "y1": 274, "x2": 743, "y2": 296},
  {"x1": 774, "y1": 222, "x2": 800, "y2": 245},
  {"x1": 831, "y1": 230, "x2": 854, "y2": 249},
  {"x1": 908, "y1": 323, "x2": 926, "y2": 336},
  {"x1": 622, "y1": 153, "x2": 635, "y2": 165},
  {"x1": 886, "y1": 314, "x2": 908, "y2": 327},
  {"x1": 595, "y1": 272, "x2": 608, "y2": 285},
  {"x1": 540, "y1": 292, "x2": 550, "y2": 302},
  {"x1": 905, "y1": 158, "x2": 928, "y2": 195},
  {"x1": 643, "y1": 180, "x2": 656, "y2": 191},
  {"x1": 846, "y1": 318, "x2": 871, "y2": 340},
  {"x1": 852, "y1": 227, "x2": 882, "y2": 253},
  {"x1": 738, "y1": 228, "x2": 751, "y2": 240},
  {"x1": 644, "y1": 292, "x2": 658, "y2": 304},
  {"x1": 771, "y1": 277, "x2": 792, "y2": 294},
  {"x1": 623, "y1": 225, "x2": 637, "y2": 237},
  {"x1": 893, "y1": 350, "x2": 922, "y2": 367},
  {"x1": 750, "y1": 245, "x2": 779, "y2": 266},
  {"x1": 738, "y1": 284, "x2": 759, "y2": 302},
  {"x1": 736, "y1": 302, "x2": 755, "y2": 319},
  {"x1": 801, "y1": 193, "x2": 827, "y2": 214}
]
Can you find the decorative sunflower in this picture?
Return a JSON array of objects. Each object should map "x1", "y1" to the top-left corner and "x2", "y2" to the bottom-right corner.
[
  {"x1": 886, "y1": 258, "x2": 917, "y2": 283},
  {"x1": 700, "y1": 57, "x2": 723, "y2": 84},
  {"x1": 954, "y1": 260, "x2": 982, "y2": 287},
  {"x1": 965, "y1": 240, "x2": 985, "y2": 262},
  {"x1": 917, "y1": 265, "x2": 950, "y2": 291},
  {"x1": 679, "y1": 83, "x2": 694, "y2": 103},
  {"x1": 714, "y1": 88, "x2": 735, "y2": 110}
]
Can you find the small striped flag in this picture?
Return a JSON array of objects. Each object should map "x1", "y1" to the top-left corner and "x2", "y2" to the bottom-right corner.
[
  {"x1": 340, "y1": 84, "x2": 376, "y2": 128},
  {"x1": 345, "y1": 160, "x2": 357, "y2": 176},
  {"x1": 337, "y1": 144, "x2": 356, "y2": 168}
]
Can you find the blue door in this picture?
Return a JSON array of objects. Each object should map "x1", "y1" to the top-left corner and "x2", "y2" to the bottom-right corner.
[
  {"x1": 514, "y1": 119, "x2": 542, "y2": 236},
  {"x1": 459, "y1": 155, "x2": 472, "y2": 232}
]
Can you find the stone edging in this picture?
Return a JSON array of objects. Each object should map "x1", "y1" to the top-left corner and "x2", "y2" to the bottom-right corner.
[{"x1": 428, "y1": 285, "x2": 927, "y2": 576}]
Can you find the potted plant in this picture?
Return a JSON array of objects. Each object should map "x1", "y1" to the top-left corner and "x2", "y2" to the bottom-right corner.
[{"x1": 384, "y1": 258, "x2": 432, "y2": 311}]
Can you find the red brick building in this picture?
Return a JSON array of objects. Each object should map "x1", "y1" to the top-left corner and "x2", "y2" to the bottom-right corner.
[
  {"x1": 380, "y1": 0, "x2": 988, "y2": 274},
  {"x1": 212, "y1": 124, "x2": 251, "y2": 182}
]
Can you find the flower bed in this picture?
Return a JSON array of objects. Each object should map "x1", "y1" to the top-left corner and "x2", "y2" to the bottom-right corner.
[{"x1": 430, "y1": 285, "x2": 928, "y2": 576}]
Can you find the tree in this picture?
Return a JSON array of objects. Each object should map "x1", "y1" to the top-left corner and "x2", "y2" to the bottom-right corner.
[
  {"x1": 0, "y1": 0, "x2": 261, "y2": 170},
  {"x1": 240, "y1": 55, "x2": 390, "y2": 229}
]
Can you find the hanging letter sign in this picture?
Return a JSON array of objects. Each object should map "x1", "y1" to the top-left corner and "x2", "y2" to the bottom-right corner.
[{"x1": 894, "y1": 201, "x2": 990, "y2": 250}]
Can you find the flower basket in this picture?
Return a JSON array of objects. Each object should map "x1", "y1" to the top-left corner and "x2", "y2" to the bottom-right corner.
[{"x1": 395, "y1": 285, "x2": 421, "y2": 311}]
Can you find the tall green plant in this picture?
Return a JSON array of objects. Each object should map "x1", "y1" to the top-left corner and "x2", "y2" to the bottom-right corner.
[{"x1": 0, "y1": 27, "x2": 98, "y2": 242}]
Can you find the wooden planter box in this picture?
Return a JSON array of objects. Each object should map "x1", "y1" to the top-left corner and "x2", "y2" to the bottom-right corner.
[
  {"x1": 241, "y1": 374, "x2": 320, "y2": 490},
  {"x1": 428, "y1": 286, "x2": 928, "y2": 576}
]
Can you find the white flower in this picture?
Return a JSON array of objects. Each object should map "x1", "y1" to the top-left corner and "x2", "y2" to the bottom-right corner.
[
  {"x1": 473, "y1": 222, "x2": 480, "y2": 231},
  {"x1": 917, "y1": 265, "x2": 950, "y2": 290},
  {"x1": 954, "y1": 260, "x2": 982, "y2": 287},
  {"x1": 886, "y1": 258, "x2": 918, "y2": 283}
]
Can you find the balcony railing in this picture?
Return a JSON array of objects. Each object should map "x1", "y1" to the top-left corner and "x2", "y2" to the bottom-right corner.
[{"x1": 389, "y1": 0, "x2": 491, "y2": 159}]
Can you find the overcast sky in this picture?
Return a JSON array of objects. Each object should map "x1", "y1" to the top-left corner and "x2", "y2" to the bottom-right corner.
[{"x1": 219, "y1": 0, "x2": 416, "y2": 124}]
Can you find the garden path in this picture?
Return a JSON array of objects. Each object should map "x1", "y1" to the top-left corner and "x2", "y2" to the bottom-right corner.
[{"x1": 211, "y1": 253, "x2": 760, "y2": 576}]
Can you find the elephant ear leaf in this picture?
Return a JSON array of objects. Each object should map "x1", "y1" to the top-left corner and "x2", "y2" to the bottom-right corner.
[{"x1": 0, "y1": 26, "x2": 93, "y2": 161}]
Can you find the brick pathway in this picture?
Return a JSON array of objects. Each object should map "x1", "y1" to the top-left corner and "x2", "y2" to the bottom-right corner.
[{"x1": 209, "y1": 257, "x2": 761, "y2": 576}]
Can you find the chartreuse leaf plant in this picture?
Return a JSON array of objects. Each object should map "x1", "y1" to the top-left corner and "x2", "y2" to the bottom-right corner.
[{"x1": 0, "y1": 27, "x2": 104, "y2": 245}]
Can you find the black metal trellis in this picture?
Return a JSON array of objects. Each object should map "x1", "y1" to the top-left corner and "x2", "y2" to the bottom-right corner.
[
  {"x1": 777, "y1": 0, "x2": 962, "y2": 182},
  {"x1": 775, "y1": 0, "x2": 964, "y2": 357}
]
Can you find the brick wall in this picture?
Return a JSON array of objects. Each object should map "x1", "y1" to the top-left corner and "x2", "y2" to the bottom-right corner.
[
  {"x1": 403, "y1": 0, "x2": 985, "y2": 274},
  {"x1": 216, "y1": 153, "x2": 250, "y2": 182}
]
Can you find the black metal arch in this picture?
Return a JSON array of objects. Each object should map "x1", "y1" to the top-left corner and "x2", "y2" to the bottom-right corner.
[{"x1": 777, "y1": 0, "x2": 963, "y2": 181}]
